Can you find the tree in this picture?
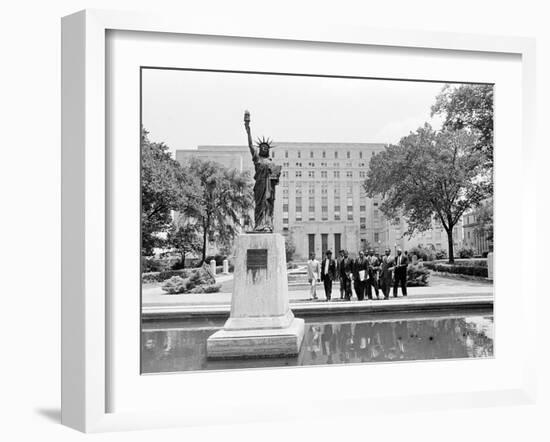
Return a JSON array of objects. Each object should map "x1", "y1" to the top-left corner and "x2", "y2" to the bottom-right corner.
[
  {"x1": 141, "y1": 127, "x2": 200, "y2": 256},
  {"x1": 364, "y1": 124, "x2": 491, "y2": 263},
  {"x1": 431, "y1": 84, "x2": 494, "y2": 167},
  {"x1": 186, "y1": 158, "x2": 254, "y2": 265},
  {"x1": 166, "y1": 218, "x2": 202, "y2": 268}
]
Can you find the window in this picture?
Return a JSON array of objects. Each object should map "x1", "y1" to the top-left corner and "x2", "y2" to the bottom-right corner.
[
  {"x1": 359, "y1": 171, "x2": 366, "y2": 178},
  {"x1": 346, "y1": 171, "x2": 353, "y2": 178},
  {"x1": 283, "y1": 204, "x2": 289, "y2": 212},
  {"x1": 322, "y1": 151, "x2": 326, "y2": 158},
  {"x1": 360, "y1": 217, "x2": 366, "y2": 223},
  {"x1": 285, "y1": 151, "x2": 288, "y2": 158},
  {"x1": 346, "y1": 151, "x2": 350, "y2": 159},
  {"x1": 334, "y1": 151, "x2": 338, "y2": 158},
  {"x1": 374, "y1": 232, "x2": 379, "y2": 243},
  {"x1": 297, "y1": 151, "x2": 301, "y2": 158},
  {"x1": 272, "y1": 151, "x2": 275, "y2": 158},
  {"x1": 359, "y1": 152, "x2": 363, "y2": 159},
  {"x1": 334, "y1": 162, "x2": 340, "y2": 167},
  {"x1": 310, "y1": 151, "x2": 314, "y2": 158},
  {"x1": 308, "y1": 171, "x2": 315, "y2": 178},
  {"x1": 374, "y1": 209, "x2": 379, "y2": 218},
  {"x1": 334, "y1": 205, "x2": 341, "y2": 212},
  {"x1": 360, "y1": 205, "x2": 366, "y2": 212},
  {"x1": 308, "y1": 162, "x2": 315, "y2": 167},
  {"x1": 347, "y1": 213, "x2": 353, "y2": 221},
  {"x1": 346, "y1": 162, "x2": 353, "y2": 167},
  {"x1": 282, "y1": 171, "x2": 288, "y2": 178},
  {"x1": 322, "y1": 206, "x2": 328, "y2": 220},
  {"x1": 321, "y1": 186, "x2": 328, "y2": 194},
  {"x1": 334, "y1": 213, "x2": 341, "y2": 221},
  {"x1": 295, "y1": 171, "x2": 302, "y2": 178},
  {"x1": 347, "y1": 197, "x2": 353, "y2": 206},
  {"x1": 296, "y1": 212, "x2": 302, "y2": 222},
  {"x1": 283, "y1": 189, "x2": 289, "y2": 195},
  {"x1": 283, "y1": 218, "x2": 289, "y2": 225},
  {"x1": 334, "y1": 171, "x2": 340, "y2": 178},
  {"x1": 296, "y1": 162, "x2": 302, "y2": 167},
  {"x1": 321, "y1": 171, "x2": 327, "y2": 178}
]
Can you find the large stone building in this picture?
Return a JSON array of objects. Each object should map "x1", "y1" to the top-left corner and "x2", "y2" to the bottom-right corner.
[
  {"x1": 462, "y1": 200, "x2": 492, "y2": 256},
  {"x1": 176, "y1": 142, "x2": 467, "y2": 260}
]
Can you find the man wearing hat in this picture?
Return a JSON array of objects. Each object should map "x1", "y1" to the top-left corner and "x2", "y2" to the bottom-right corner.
[{"x1": 320, "y1": 250, "x2": 337, "y2": 301}]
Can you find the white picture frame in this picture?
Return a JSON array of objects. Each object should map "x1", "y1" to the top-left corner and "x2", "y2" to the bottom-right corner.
[{"x1": 61, "y1": 9, "x2": 537, "y2": 433}]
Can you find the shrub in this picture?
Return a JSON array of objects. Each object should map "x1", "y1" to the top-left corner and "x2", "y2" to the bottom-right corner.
[
  {"x1": 408, "y1": 246, "x2": 435, "y2": 262},
  {"x1": 160, "y1": 267, "x2": 220, "y2": 294},
  {"x1": 423, "y1": 262, "x2": 488, "y2": 277},
  {"x1": 406, "y1": 262, "x2": 430, "y2": 287},
  {"x1": 142, "y1": 268, "x2": 192, "y2": 283},
  {"x1": 203, "y1": 283, "x2": 221, "y2": 293},
  {"x1": 161, "y1": 276, "x2": 189, "y2": 294},
  {"x1": 457, "y1": 247, "x2": 475, "y2": 258},
  {"x1": 435, "y1": 249, "x2": 447, "y2": 260}
]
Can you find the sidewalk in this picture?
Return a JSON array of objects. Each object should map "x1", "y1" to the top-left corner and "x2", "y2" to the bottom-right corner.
[{"x1": 142, "y1": 274, "x2": 493, "y2": 320}]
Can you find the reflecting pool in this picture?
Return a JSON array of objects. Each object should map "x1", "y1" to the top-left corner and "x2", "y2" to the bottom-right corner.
[{"x1": 141, "y1": 310, "x2": 493, "y2": 374}]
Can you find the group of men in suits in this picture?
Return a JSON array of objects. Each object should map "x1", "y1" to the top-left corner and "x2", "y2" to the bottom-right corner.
[{"x1": 309, "y1": 247, "x2": 409, "y2": 301}]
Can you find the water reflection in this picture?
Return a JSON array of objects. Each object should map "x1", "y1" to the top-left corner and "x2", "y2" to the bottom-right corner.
[{"x1": 141, "y1": 312, "x2": 494, "y2": 374}]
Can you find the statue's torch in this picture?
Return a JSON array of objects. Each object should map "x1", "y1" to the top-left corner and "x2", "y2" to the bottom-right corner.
[{"x1": 244, "y1": 110, "x2": 250, "y2": 124}]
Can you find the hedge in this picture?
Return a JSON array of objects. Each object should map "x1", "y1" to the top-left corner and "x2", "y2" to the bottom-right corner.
[{"x1": 424, "y1": 262, "x2": 488, "y2": 277}]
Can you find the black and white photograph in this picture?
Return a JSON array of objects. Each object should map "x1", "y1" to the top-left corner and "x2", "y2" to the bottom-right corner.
[{"x1": 140, "y1": 68, "x2": 494, "y2": 374}]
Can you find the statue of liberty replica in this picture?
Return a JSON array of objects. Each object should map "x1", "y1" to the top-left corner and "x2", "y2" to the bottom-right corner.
[
  {"x1": 244, "y1": 110, "x2": 282, "y2": 232},
  {"x1": 206, "y1": 110, "x2": 304, "y2": 360}
]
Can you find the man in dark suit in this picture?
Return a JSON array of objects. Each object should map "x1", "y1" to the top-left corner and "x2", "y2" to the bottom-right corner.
[
  {"x1": 339, "y1": 250, "x2": 353, "y2": 301},
  {"x1": 367, "y1": 249, "x2": 380, "y2": 300},
  {"x1": 379, "y1": 248, "x2": 394, "y2": 299},
  {"x1": 336, "y1": 250, "x2": 345, "y2": 299},
  {"x1": 393, "y1": 248, "x2": 408, "y2": 297},
  {"x1": 320, "y1": 250, "x2": 337, "y2": 301},
  {"x1": 353, "y1": 250, "x2": 370, "y2": 301}
]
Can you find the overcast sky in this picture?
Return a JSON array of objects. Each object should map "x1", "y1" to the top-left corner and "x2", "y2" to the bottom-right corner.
[{"x1": 142, "y1": 68, "x2": 451, "y2": 154}]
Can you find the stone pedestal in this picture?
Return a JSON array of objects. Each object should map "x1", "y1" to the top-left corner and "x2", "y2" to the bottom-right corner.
[
  {"x1": 222, "y1": 259, "x2": 229, "y2": 274},
  {"x1": 210, "y1": 259, "x2": 217, "y2": 275},
  {"x1": 207, "y1": 233, "x2": 305, "y2": 359}
]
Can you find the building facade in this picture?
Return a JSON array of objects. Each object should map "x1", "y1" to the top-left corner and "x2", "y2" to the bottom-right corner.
[
  {"x1": 462, "y1": 202, "x2": 492, "y2": 256},
  {"x1": 176, "y1": 142, "x2": 466, "y2": 260}
]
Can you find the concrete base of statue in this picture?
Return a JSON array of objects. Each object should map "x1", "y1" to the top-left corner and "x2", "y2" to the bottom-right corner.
[{"x1": 207, "y1": 233, "x2": 305, "y2": 359}]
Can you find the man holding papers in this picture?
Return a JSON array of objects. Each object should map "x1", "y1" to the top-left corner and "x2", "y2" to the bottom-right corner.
[{"x1": 353, "y1": 250, "x2": 370, "y2": 301}]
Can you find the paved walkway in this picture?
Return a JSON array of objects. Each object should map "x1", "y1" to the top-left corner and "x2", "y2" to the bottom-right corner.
[{"x1": 143, "y1": 273, "x2": 493, "y2": 308}]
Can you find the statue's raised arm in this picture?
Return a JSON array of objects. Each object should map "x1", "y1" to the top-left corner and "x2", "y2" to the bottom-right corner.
[{"x1": 244, "y1": 110, "x2": 258, "y2": 162}]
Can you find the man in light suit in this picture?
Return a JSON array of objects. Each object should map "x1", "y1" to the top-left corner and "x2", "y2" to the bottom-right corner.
[
  {"x1": 393, "y1": 248, "x2": 408, "y2": 297},
  {"x1": 307, "y1": 252, "x2": 321, "y2": 300},
  {"x1": 320, "y1": 250, "x2": 337, "y2": 301}
]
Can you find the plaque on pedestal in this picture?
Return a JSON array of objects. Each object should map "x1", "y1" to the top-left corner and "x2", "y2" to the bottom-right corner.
[{"x1": 206, "y1": 233, "x2": 305, "y2": 359}]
